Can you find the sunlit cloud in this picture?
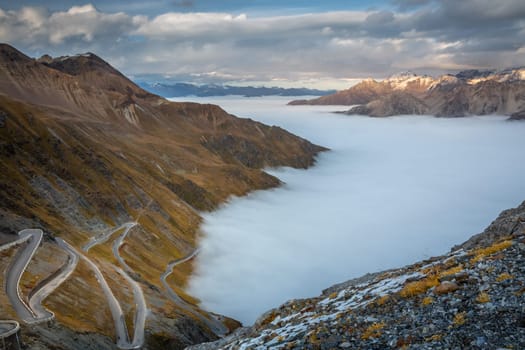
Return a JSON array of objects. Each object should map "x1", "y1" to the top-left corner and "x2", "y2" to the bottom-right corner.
[{"x1": 0, "y1": 1, "x2": 524, "y2": 85}]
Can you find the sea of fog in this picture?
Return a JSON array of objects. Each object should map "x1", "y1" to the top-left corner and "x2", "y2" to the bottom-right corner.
[{"x1": 170, "y1": 96, "x2": 525, "y2": 325}]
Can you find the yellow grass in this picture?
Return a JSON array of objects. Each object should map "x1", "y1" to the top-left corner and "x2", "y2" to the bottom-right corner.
[
  {"x1": 496, "y1": 272, "x2": 513, "y2": 282},
  {"x1": 470, "y1": 240, "x2": 513, "y2": 263},
  {"x1": 453, "y1": 312, "x2": 466, "y2": 326},
  {"x1": 476, "y1": 292, "x2": 490, "y2": 303},
  {"x1": 361, "y1": 322, "x2": 386, "y2": 340},
  {"x1": 399, "y1": 277, "x2": 439, "y2": 298},
  {"x1": 439, "y1": 265, "x2": 463, "y2": 278},
  {"x1": 375, "y1": 295, "x2": 389, "y2": 306},
  {"x1": 421, "y1": 296, "x2": 434, "y2": 306}
]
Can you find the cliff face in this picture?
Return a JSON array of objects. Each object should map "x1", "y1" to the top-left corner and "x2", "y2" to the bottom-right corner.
[
  {"x1": 189, "y1": 201, "x2": 525, "y2": 350},
  {"x1": 0, "y1": 44, "x2": 325, "y2": 349},
  {"x1": 289, "y1": 69, "x2": 525, "y2": 118}
]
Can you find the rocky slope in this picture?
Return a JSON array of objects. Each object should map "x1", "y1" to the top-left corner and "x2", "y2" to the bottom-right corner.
[
  {"x1": 0, "y1": 43, "x2": 325, "y2": 349},
  {"x1": 188, "y1": 200, "x2": 525, "y2": 349},
  {"x1": 289, "y1": 69, "x2": 525, "y2": 118}
]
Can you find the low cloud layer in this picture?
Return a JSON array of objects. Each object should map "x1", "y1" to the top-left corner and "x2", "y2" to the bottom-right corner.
[
  {"x1": 182, "y1": 97, "x2": 525, "y2": 324},
  {"x1": 1, "y1": 1, "x2": 524, "y2": 85}
]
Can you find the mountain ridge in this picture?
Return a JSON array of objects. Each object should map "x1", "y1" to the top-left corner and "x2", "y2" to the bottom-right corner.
[{"x1": 289, "y1": 68, "x2": 525, "y2": 118}]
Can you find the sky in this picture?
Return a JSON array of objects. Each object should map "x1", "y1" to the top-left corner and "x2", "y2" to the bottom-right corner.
[
  {"x1": 1, "y1": 0, "x2": 524, "y2": 88},
  {"x1": 182, "y1": 97, "x2": 525, "y2": 324}
]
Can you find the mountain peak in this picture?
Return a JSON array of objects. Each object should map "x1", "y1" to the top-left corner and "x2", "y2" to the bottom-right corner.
[
  {"x1": 387, "y1": 71, "x2": 418, "y2": 80},
  {"x1": 455, "y1": 69, "x2": 494, "y2": 80},
  {"x1": 42, "y1": 52, "x2": 122, "y2": 77},
  {"x1": 0, "y1": 43, "x2": 32, "y2": 63}
]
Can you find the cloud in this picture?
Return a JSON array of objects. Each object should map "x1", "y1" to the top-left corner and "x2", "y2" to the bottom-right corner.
[
  {"x1": 0, "y1": 1, "x2": 524, "y2": 83},
  {"x1": 173, "y1": 0, "x2": 194, "y2": 8},
  {"x1": 183, "y1": 97, "x2": 525, "y2": 325},
  {"x1": 0, "y1": 4, "x2": 143, "y2": 50},
  {"x1": 392, "y1": 0, "x2": 433, "y2": 11}
]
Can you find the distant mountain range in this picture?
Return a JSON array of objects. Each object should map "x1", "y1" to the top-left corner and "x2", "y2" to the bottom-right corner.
[
  {"x1": 137, "y1": 81, "x2": 336, "y2": 98},
  {"x1": 289, "y1": 68, "x2": 525, "y2": 119}
]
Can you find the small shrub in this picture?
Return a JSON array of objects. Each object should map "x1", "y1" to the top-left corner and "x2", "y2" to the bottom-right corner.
[
  {"x1": 259, "y1": 311, "x2": 277, "y2": 326},
  {"x1": 328, "y1": 291, "x2": 338, "y2": 299},
  {"x1": 426, "y1": 334, "x2": 443, "y2": 342},
  {"x1": 308, "y1": 330, "x2": 319, "y2": 344},
  {"x1": 453, "y1": 312, "x2": 466, "y2": 326},
  {"x1": 399, "y1": 276, "x2": 439, "y2": 298},
  {"x1": 421, "y1": 296, "x2": 434, "y2": 306},
  {"x1": 439, "y1": 265, "x2": 463, "y2": 278},
  {"x1": 476, "y1": 291, "x2": 490, "y2": 303},
  {"x1": 496, "y1": 272, "x2": 513, "y2": 282},
  {"x1": 361, "y1": 322, "x2": 385, "y2": 340},
  {"x1": 375, "y1": 295, "x2": 389, "y2": 306},
  {"x1": 470, "y1": 240, "x2": 512, "y2": 263}
]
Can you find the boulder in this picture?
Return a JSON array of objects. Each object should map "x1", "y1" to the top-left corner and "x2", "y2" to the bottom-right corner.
[{"x1": 434, "y1": 281, "x2": 459, "y2": 295}]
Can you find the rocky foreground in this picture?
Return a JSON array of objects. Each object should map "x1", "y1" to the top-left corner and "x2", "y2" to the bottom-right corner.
[
  {"x1": 289, "y1": 68, "x2": 525, "y2": 118},
  {"x1": 189, "y1": 201, "x2": 525, "y2": 349}
]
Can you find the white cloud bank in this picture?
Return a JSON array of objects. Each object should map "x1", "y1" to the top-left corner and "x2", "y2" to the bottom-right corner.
[
  {"x1": 180, "y1": 97, "x2": 525, "y2": 325},
  {"x1": 1, "y1": 1, "x2": 524, "y2": 85}
]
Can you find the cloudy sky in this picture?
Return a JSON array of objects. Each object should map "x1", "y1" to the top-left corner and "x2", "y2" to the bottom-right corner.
[{"x1": 1, "y1": 0, "x2": 524, "y2": 88}]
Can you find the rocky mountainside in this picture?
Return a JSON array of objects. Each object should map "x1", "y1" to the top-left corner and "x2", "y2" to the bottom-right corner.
[
  {"x1": 189, "y1": 200, "x2": 525, "y2": 350},
  {"x1": 289, "y1": 69, "x2": 525, "y2": 118},
  {"x1": 0, "y1": 43, "x2": 325, "y2": 349}
]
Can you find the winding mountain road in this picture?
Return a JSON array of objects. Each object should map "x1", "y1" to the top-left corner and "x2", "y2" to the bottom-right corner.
[
  {"x1": 4, "y1": 229, "x2": 45, "y2": 323},
  {"x1": 116, "y1": 266, "x2": 146, "y2": 349},
  {"x1": 83, "y1": 222, "x2": 146, "y2": 349},
  {"x1": 83, "y1": 222, "x2": 136, "y2": 252},
  {"x1": 28, "y1": 238, "x2": 79, "y2": 320},
  {"x1": 1, "y1": 222, "x2": 226, "y2": 346},
  {"x1": 161, "y1": 249, "x2": 228, "y2": 336},
  {"x1": 1, "y1": 227, "x2": 140, "y2": 347},
  {"x1": 161, "y1": 249, "x2": 200, "y2": 304},
  {"x1": 0, "y1": 320, "x2": 20, "y2": 338},
  {"x1": 1, "y1": 229, "x2": 78, "y2": 324},
  {"x1": 68, "y1": 242, "x2": 134, "y2": 348},
  {"x1": 112, "y1": 223, "x2": 137, "y2": 272},
  {"x1": 0, "y1": 320, "x2": 21, "y2": 348}
]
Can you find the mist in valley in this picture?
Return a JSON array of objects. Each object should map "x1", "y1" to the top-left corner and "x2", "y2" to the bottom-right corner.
[{"x1": 169, "y1": 97, "x2": 525, "y2": 325}]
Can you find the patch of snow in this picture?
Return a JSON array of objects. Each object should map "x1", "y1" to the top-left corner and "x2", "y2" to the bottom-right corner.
[
  {"x1": 319, "y1": 271, "x2": 423, "y2": 312},
  {"x1": 366, "y1": 272, "x2": 423, "y2": 296},
  {"x1": 428, "y1": 75, "x2": 459, "y2": 90},
  {"x1": 388, "y1": 75, "x2": 434, "y2": 90},
  {"x1": 319, "y1": 289, "x2": 346, "y2": 306}
]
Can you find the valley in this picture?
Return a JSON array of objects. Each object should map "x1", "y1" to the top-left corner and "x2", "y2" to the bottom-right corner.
[
  {"x1": 1, "y1": 0, "x2": 524, "y2": 348},
  {"x1": 172, "y1": 97, "x2": 525, "y2": 326}
]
